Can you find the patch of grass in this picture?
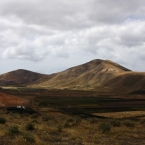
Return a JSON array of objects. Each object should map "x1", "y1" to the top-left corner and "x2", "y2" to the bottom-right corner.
[
  {"x1": 8, "y1": 125, "x2": 19, "y2": 136},
  {"x1": 0, "y1": 117, "x2": 6, "y2": 124},
  {"x1": 25, "y1": 123, "x2": 35, "y2": 131},
  {"x1": 98, "y1": 121, "x2": 112, "y2": 133},
  {"x1": 41, "y1": 115, "x2": 49, "y2": 121},
  {"x1": 22, "y1": 113, "x2": 30, "y2": 117},
  {"x1": 110, "y1": 119, "x2": 121, "y2": 127},
  {"x1": 122, "y1": 120, "x2": 134, "y2": 127},
  {"x1": 64, "y1": 117, "x2": 81, "y2": 128},
  {"x1": 57, "y1": 124, "x2": 63, "y2": 132},
  {"x1": 87, "y1": 118, "x2": 99, "y2": 124},
  {"x1": 23, "y1": 133, "x2": 35, "y2": 143},
  {"x1": 31, "y1": 113, "x2": 39, "y2": 119},
  {"x1": 140, "y1": 119, "x2": 145, "y2": 124},
  {"x1": 67, "y1": 117, "x2": 74, "y2": 123}
]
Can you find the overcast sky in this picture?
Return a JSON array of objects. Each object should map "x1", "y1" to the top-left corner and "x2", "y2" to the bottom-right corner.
[{"x1": 0, "y1": 0, "x2": 145, "y2": 74}]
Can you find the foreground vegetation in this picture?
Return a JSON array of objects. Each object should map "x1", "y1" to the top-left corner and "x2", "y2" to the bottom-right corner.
[
  {"x1": 1, "y1": 88, "x2": 145, "y2": 144},
  {"x1": 0, "y1": 109, "x2": 145, "y2": 145}
]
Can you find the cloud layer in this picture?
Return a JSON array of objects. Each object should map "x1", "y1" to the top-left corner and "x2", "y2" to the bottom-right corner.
[{"x1": 0, "y1": 0, "x2": 145, "y2": 73}]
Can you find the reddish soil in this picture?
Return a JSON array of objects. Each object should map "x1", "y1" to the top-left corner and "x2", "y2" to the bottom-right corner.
[{"x1": 0, "y1": 92, "x2": 28, "y2": 107}]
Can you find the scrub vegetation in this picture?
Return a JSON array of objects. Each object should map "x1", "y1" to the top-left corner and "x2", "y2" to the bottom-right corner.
[{"x1": 0, "y1": 108, "x2": 145, "y2": 145}]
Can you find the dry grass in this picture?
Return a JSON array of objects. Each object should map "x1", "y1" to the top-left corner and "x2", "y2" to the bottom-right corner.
[
  {"x1": 0, "y1": 109, "x2": 145, "y2": 145},
  {"x1": 92, "y1": 111, "x2": 145, "y2": 119}
]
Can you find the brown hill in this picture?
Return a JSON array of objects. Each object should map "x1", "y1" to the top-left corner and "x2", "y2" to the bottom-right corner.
[
  {"x1": 103, "y1": 72, "x2": 145, "y2": 94},
  {"x1": 0, "y1": 69, "x2": 46, "y2": 86},
  {"x1": 1, "y1": 59, "x2": 145, "y2": 94},
  {"x1": 30, "y1": 59, "x2": 131, "y2": 89},
  {"x1": 0, "y1": 92, "x2": 27, "y2": 107}
]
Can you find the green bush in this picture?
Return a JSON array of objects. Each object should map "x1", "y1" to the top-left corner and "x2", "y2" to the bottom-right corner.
[
  {"x1": 25, "y1": 123, "x2": 35, "y2": 131},
  {"x1": 122, "y1": 120, "x2": 134, "y2": 127},
  {"x1": 23, "y1": 133, "x2": 35, "y2": 143},
  {"x1": 8, "y1": 125, "x2": 19, "y2": 136},
  {"x1": 99, "y1": 121, "x2": 112, "y2": 133},
  {"x1": 0, "y1": 117, "x2": 6, "y2": 124}
]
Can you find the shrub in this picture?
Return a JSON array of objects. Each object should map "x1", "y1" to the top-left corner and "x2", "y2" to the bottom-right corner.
[
  {"x1": 31, "y1": 113, "x2": 39, "y2": 119},
  {"x1": 0, "y1": 117, "x2": 6, "y2": 124},
  {"x1": 25, "y1": 123, "x2": 35, "y2": 131},
  {"x1": 87, "y1": 118, "x2": 99, "y2": 124},
  {"x1": 64, "y1": 121, "x2": 70, "y2": 128},
  {"x1": 41, "y1": 115, "x2": 49, "y2": 121},
  {"x1": 75, "y1": 116, "x2": 81, "y2": 125},
  {"x1": 57, "y1": 125, "x2": 63, "y2": 132},
  {"x1": 8, "y1": 125, "x2": 19, "y2": 136},
  {"x1": 64, "y1": 116, "x2": 82, "y2": 127},
  {"x1": 140, "y1": 119, "x2": 145, "y2": 124},
  {"x1": 22, "y1": 113, "x2": 30, "y2": 117},
  {"x1": 67, "y1": 118, "x2": 74, "y2": 123},
  {"x1": 31, "y1": 119, "x2": 38, "y2": 123},
  {"x1": 122, "y1": 120, "x2": 134, "y2": 127},
  {"x1": 111, "y1": 119, "x2": 121, "y2": 127},
  {"x1": 23, "y1": 133, "x2": 35, "y2": 143},
  {"x1": 38, "y1": 101, "x2": 49, "y2": 107},
  {"x1": 99, "y1": 121, "x2": 112, "y2": 133}
]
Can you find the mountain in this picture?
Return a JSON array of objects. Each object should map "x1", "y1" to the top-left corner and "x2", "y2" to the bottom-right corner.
[
  {"x1": 0, "y1": 69, "x2": 46, "y2": 86},
  {"x1": 103, "y1": 72, "x2": 145, "y2": 94},
  {"x1": 29, "y1": 59, "x2": 131, "y2": 89},
  {"x1": 0, "y1": 59, "x2": 145, "y2": 94}
]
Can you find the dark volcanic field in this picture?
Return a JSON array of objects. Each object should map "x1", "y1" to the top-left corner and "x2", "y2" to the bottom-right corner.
[{"x1": 1, "y1": 88, "x2": 145, "y2": 116}]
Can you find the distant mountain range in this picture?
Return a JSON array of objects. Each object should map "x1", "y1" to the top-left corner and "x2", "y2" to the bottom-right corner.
[{"x1": 0, "y1": 59, "x2": 145, "y2": 94}]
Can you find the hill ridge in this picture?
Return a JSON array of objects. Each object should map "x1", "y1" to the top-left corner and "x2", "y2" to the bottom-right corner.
[
  {"x1": 28, "y1": 59, "x2": 131, "y2": 89},
  {"x1": 0, "y1": 69, "x2": 47, "y2": 86},
  {"x1": 0, "y1": 59, "x2": 145, "y2": 94}
]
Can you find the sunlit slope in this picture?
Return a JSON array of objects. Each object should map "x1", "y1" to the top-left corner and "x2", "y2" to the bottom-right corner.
[{"x1": 30, "y1": 59, "x2": 130, "y2": 89}]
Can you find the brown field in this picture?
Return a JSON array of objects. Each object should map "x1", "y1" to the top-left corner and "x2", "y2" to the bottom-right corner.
[
  {"x1": 1, "y1": 88, "x2": 145, "y2": 144},
  {"x1": 92, "y1": 111, "x2": 145, "y2": 119}
]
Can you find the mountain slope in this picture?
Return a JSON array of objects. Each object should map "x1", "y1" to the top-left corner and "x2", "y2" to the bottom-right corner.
[
  {"x1": 30, "y1": 59, "x2": 131, "y2": 89},
  {"x1": 1, "y1": 59, "x2": 145, "y2": 94},
  {"x1": 103, "y1": 72, "x2": 145, "y2": 94},
  {"x1": 0, "y1": 69, "x2": 46, "y2": 86}
]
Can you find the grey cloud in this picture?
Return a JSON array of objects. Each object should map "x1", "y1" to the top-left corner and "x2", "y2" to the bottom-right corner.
[
  {"x1": 0, "y1": 0, "x2": 92, "y2": 30},
  {"x1": 0, "y1": 0, "x2": 145, "y2": 73},
  {"x1": 2, "y1": 46, "x2": 48, "y2": 61},
  {"x1": 1, "y1": 0, "x2": 145, "y2": 30},
  {"x1": 90, "y1": 0, "x2": 145, "y2": 23},
  {"x1": 118, "y1": 20, "x2": 145, "y2": 47}
]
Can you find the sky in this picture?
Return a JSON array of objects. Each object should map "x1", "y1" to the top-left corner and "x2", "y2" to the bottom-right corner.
[{"x1": 0, "y1": 0, "x2": 145, "y2": 74}]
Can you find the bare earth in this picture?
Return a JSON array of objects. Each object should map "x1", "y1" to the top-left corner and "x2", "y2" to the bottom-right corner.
[{"x1": 0, "y1": 92, "x2": 27, "y2": 106}]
